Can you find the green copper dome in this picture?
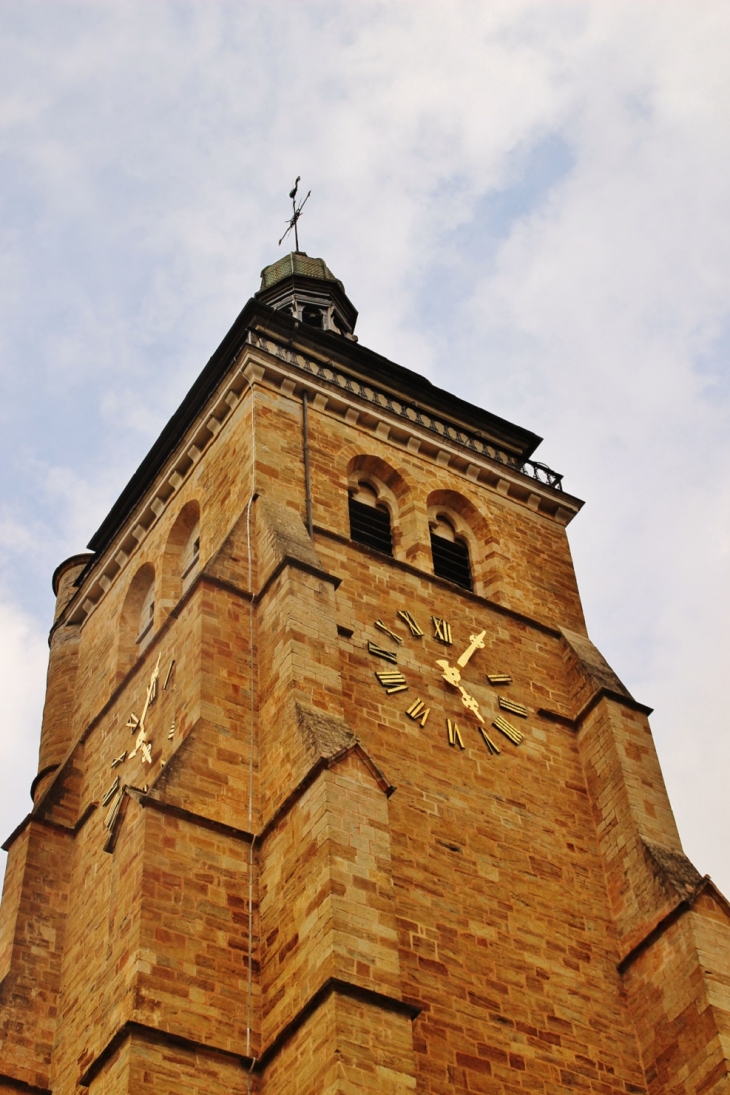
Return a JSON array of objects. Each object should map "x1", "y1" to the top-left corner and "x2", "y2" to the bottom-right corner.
[
  {"x1": 259, "y1": 252, "x2": 346, "y2": 295},
  {"x1": 256, "y1": 251, "x2": 358, "y2": 336}
]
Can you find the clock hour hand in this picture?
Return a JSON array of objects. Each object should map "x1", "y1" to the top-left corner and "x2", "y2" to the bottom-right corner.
[
  {"x1": 129, "y1": 725, "x2": 152, "y2": 764},
  {"x1": 456, "y1": 630, "x2": 486, "y2": 669},
  {"x1": 437, "y1": 659, "x2": 485, "y2": 724},
  {"x1": 436, "y1": 658, "x2": 461, "y2": 687}
]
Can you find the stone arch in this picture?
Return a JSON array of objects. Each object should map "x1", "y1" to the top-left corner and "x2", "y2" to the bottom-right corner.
[
  {"x1": 346, "y1": 454, "x2": 418, "y2": 562},
  {"x1": 159, "y1": 500, "x2": 201, "y2": 618},
  {"x1": 426, "y1": 489, "x2": 500, "y2": 597},
  {"x1": 117, "y1": 562, "x2": 156, "y2": 679}
]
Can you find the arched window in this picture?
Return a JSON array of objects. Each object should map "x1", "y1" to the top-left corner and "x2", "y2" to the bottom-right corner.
[
  {"x1": 180, "y1": 517, "x2": 201, "y2": 590},
  {"x1": 137, "y1": 579, "x2": 155, "y2": 646},
  {"x1": 430, "y1": 515, "x2": 472, "y2": 591},
  {"x1": 348, "y1": 481, "x2": 393, "y2": 556},
  {"x1": 117, "y1": 563, "x2": 156, "y2": 678},
  {"x1": 159, "y1": 501, "x2": 201, "y2": 618}
]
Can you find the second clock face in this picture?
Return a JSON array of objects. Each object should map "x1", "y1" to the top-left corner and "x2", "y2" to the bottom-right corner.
[
  {"x1": 100, "y1": 652, "x2": 178, "y2": 849},
  {"x1": 367, "y1": 609, "x2": 528, "y2": 757}
]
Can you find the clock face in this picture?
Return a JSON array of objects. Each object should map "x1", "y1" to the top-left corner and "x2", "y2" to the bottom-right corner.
[
  {"x1": 367, "y1": 610, "x2": 527, "y2": 757},
  {"x1": 101, "y1": 652, "x2": 177, "y2": 847}
]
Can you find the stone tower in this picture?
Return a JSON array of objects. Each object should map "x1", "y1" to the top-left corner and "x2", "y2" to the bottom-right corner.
[{"x1": 0, "y1": 253, "x2": 728, "y2": 1095}]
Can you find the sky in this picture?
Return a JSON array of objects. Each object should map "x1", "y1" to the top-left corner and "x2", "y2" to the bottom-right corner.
[{"x1": 1, "y1": 1, "x2": 729, "y2": 896}]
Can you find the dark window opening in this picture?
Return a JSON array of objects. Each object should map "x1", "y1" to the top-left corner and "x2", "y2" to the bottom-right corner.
[
  {"x1": 302, "y1": 304, "x2": 324, "y2": 329},
  {"x1": 349, "y1": 497, "x2": 393, "y2": 556},
  {"x1": 431, "y1": 531, "x2": 472, "y2": 590}
]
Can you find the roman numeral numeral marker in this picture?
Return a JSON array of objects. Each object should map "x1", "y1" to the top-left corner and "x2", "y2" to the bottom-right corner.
[
  {"x1": 104, "y1": 791, "x2": 123, "y2": 832},
  {"x1": 102, "y1": 776, "x2": 120, "y2": 807},
  {"x1": 487, "y1": 674, "x2": 512, "y2": 686},
  {"x1": 367, "y1": 641, "x2": 398, "y2": 663},
  {"x1": 432, "y1": 617, "x2": 452, "y2": 644},
  {"x1": 493, "y1": 716, "x2": 524, "y2": 746},
  {"x1": 480, "y1": 728, "x2": 500, "y2": 755},
  {"x1": 375, "y1": 671, "x2": 409, "y2": 694},
  {"x1": 498, "y1": 697, "x2": 528, "y2": 718},
  {"x1": 406, "y1": 698, "x2": 430, "y2": 726},
  {"x1": 446, "y1": 719, "x2": 465, "y2": 749},
  {"x1": 374, "y1": 620, "x2": 402, "y2": 644},
  {"x1": 397, "y1": 610, "x2": 423, "y2": 637}
]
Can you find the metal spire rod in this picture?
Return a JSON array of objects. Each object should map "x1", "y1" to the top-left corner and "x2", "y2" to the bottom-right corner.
[{"x1": 279, "y1": 176, "x2": 311, "y2": 250}]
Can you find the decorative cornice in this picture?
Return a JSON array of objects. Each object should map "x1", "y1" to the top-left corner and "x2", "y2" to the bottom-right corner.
[
  {"x1": 247, "y1": 328, "x2": 566, "y2": 492},
  {"x1": 62, "y1": 312, "x2": 582, "y2": 634}
]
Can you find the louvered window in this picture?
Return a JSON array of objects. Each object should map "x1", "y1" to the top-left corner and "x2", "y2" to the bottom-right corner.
[
  {"x1": 349, "y1": 496, "x2": 393, "y2": 556},
  {"x1": 431, "y1": 526, "x2": 472, "y2": 590}
]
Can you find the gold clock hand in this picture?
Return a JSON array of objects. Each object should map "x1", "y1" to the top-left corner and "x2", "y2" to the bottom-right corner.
[
  {"x1": 436, "y1": 658, "x2": 485, "y2": 724},
  {"x1": 458, "y1": 685, "x2": 484, "y2": 724},
  {"x1": 129, "y1": 724, "x2": 153, "y2": 763},
  {"x1": 456, "y1": 630, "x2": 486, "y2": 669},
  {"x1": 436, "y1": 658, "x2": 461, "y2": 687},
  {"x1": 137, "y1": 654, "x2": 161, "y2": 733}
]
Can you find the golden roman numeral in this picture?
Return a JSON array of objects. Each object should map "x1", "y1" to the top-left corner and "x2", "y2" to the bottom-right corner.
[
  {"x1": 374, "y1": 620, "x2": 402, "y2": 644},
  {"x1": 446, "y1": 719, "x2": 465, "y2": 749},
  {"x1": 102, "y1": 776, "x2": 120, "y2": 807},
  {"x1": 126, "y1": 713, "x2": 140, "y2": 733},
  {"x1": 432, "y1": 617, "x2": 453, "y2": 645},
  {"x1": 375, "y1": 671, "x2": 409, "y2": 695},
  {"x1": 397, "y1": 610, "x2": 424, "y2": 637},
  {"x1": 487, "y1": 674, "x2": 512, "y2": 686},
  {"x1": 406, "y1": 698, "x2": 430, "y2": 726},
  {"x1": 480, "y1": 728, "x2": 501, "y2": 755},
  {"x1": 368, "y1": 641, "x2": 398, "y2": 664},
  {"x1": 104, "y1": 791, "x2": 123, "y2": 831},
  {"x1": 163, "y1": 658, "x2": 176, "y2": 689},
  {"x1": 493, "y1": 716, "x2": 524, "y2": 746},
  {"x1": 110, "y1": 751, "x2": 127, "y2": 770},
  {"x1": 498, "y1": 696, "x2": 528, "y2": 718}
]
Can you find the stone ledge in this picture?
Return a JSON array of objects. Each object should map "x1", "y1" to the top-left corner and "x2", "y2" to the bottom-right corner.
[
  {"x1": 616, "y1": 876, "x2": 717, "y2": 975},
  {"x1": 113, "y1": 740, "x2": 393, "y2": 855},
  {"x1": 2, "y1": 802, "x2": 96, "y2": 853},
  {"x1": 254, "y1": 977, "x2": 421, "y2": 1072},
  {"x1": 0, "y1": 1073, "x2": 51, "y2": 1095},
  {"x1": 78, "y1": 978, "x2": 421, "y2": 1087},
  {"x1": 537, "y1": 686, "x2": 654, "y2": 732},
  {"x1": 78, "y1": 1019, "x2": 253, "y2": 1087}
]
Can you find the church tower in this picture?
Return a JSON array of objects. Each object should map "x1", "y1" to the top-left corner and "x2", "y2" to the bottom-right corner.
[{"x1": 0, "y1": 252, "x2": 728, "y2": 1095}]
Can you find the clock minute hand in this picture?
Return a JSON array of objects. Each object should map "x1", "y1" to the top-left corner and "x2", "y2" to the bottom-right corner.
[
  {"x1": 456, "y1": 630, "x2": 486, "y2": 669},
  {"x1": 458, "y1": 685, "x2": 484, "y2": 724},
  {"x1": 137, "y1": 654, "x2": 161, "y2": 733}
]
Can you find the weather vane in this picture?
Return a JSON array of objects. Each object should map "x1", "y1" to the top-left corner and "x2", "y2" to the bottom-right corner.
[{"x1": 279, "y1": 176, "x2": 311, "y2": 251}]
